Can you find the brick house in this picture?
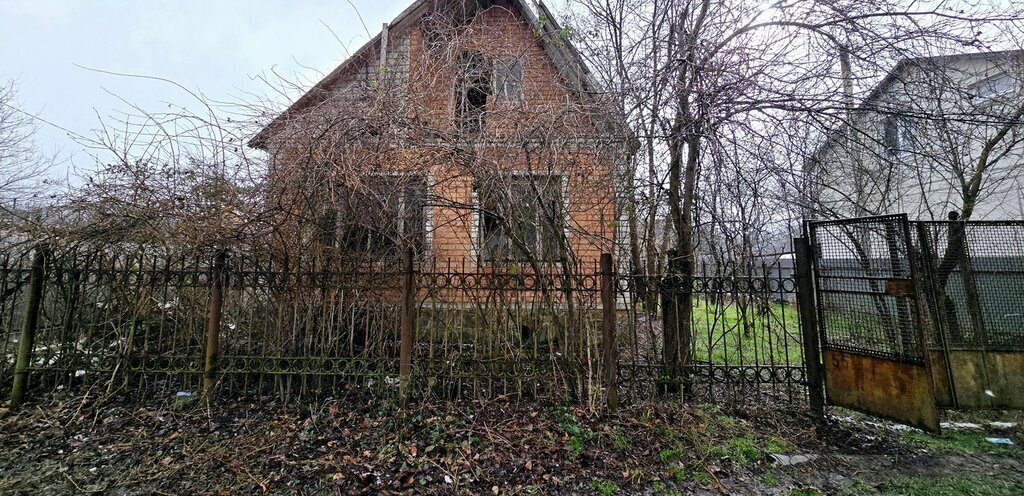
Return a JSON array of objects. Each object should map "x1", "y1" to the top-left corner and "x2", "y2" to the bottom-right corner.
[{"x1": 250, "y1": 0, "x2": 626, "y2": 270}]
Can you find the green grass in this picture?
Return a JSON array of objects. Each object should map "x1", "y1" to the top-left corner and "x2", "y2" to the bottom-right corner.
[
  {"x1": 589, "y1": 478, "x2": 619, "y2": 495},
  {"x1": 902, "y1": 430, "x2": 1020, "y2": 456},
  {"x1": 877, "y1": 476, "x2": 1020, "y2": 495},
  {"x1": 689, "y1": 298, "x2": 804, "y2": 365},
  {"x1": 710, "y1": 434, "x2": 762, "y2": 468},
  {"x1": 786, "y1": 490, "x2": 822, "y2": 496}
]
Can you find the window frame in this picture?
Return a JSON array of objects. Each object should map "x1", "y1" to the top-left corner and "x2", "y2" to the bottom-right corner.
[
  {"x1": 882, "y1": 114, "x2": 918, "y2": 158},
  {"x1": 454, "y1": 51, "x2": 492, "y2": 134},
  {"x1": 330, "y1": 173, "x2": 431, "y2": 259},
  {"x1": 973, "y1": 72, "x2": 1016, "y2": 102},
  {"x1": 473, "y1": 172, "x2": 567, "y2": 265},
  {"x1": 493, "y1": 57, "x2": 525, "y2": 103}
]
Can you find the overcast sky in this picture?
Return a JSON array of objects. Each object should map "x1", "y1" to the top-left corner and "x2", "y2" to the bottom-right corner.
[{"x1": 0, "y1": 0, "x2": 438, "y2": 179}]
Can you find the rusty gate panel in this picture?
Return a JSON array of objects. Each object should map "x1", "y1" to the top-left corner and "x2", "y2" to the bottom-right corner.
[
  {"x1": 825, "y1": 349, "x2": 939, "y2": 429},
  {"x1": 809, "y1": 215, "x2": 940, "y2": 432},
  {"x1": 915, "y1": 221, "x2": 1024, "y2": 410},
  {"x1": 928, "y1": 350, "x2": 1024, "y2": 409}
]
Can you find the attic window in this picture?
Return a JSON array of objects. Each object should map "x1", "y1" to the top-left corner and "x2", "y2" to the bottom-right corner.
[
  {"x1": 455, "y1": 52, "x2": 492, "y2": 133},
  {"x1": 974, "y1": 73, "x2": 1016, "y2": 101},
  {"x1": 494, "y1": 58, "x2": 524, "y2": 102},
  {"x1": 882, "y1": 115, "x2": 917, "y2": 157}
]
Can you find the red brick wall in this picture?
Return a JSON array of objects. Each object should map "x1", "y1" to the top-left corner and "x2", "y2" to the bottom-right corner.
[{"x1": 268, "y1": 4, "x2": 616, "y2": 267}]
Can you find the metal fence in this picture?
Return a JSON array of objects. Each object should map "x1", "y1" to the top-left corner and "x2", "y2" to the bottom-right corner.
[
  {"x1": 808, "y1": 215, "x2": 925, "y2": 363},
  {"x1": 805, "y1": 216, "x2": 1024, "y2": 413},
  {"x1": 0, "y1": 244, "x2": 809, "y2": 408},
  {"x1": 914, "y1": 221, "x2": 1024, "y2": 350}
]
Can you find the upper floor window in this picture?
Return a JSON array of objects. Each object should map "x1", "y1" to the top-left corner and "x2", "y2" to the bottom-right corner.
[
  {"x1": 973, "y1": 73, "x2": 1016, "y2": 101},
  {"x1": 882, "y1": 115, "x2": 917, "y2": 157},
  {"x1": 476, "y1": 174, "x2": 565, "y2": 263},
  {"x1": 455, "y1": 54, "x2": 527, "y2": 132},
  {"x1": 494, "y1": 58, "x2": 524, "y2": 102},
  {"x1": 455, "y1": 52, "x2": 491, "y2": 134},
  {"x1": 332, "y1": 174, "x2": 428, "y2": 258}
]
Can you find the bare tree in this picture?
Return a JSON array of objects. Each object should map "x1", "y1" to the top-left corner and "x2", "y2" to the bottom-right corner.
[
  {"x1": 0, "y1": 80, "x2": 51, "y2": 215},
  {"x1": 567, "y1": 0, "x2": 1024, "y2": 390}
]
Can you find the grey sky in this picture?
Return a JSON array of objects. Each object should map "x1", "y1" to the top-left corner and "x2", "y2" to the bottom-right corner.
[{"x1": 0, "y1": 0, "x2": 422, "y2": 177}]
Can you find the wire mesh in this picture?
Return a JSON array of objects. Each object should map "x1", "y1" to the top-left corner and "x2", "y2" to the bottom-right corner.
[
  {"x1": 809, "y1": 215, "x2": 925, "y2": 362},
  {"x1": 915, "y1": 221, "x2": 1024, "y2": 350}
]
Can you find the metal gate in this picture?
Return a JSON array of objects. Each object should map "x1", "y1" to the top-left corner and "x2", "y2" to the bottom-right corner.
[{"x1": 808, "y1": 215, "x2": 940, "y2": 432}]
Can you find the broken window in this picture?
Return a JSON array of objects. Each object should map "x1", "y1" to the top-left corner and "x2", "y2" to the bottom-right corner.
[
  {"x1": 455, "y1": 52, "x2": 492, "y2": 133},
  {"x1": 476, "y1": 174, "x2": 565, "y2": 263},
  {"x1": 494, "y1": 58, "x2": 524, "y2": 102},
  {"x1": 333, "y1": 175, "x2": 428, "y2": 258}
]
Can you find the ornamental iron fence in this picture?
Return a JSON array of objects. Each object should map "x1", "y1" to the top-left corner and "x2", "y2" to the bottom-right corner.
[{"x1": 0, "y1": 243, "x2": 809, "y2": 409}]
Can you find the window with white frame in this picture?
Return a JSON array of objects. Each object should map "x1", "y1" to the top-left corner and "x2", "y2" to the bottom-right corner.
[
  {"x1": 882, "y1": 114, "x2": 918, "y2": 157},
  {"x1": 973, "y1": 72, "x2": 1016, "y2": 101},
  {"x1": 331, "y1": 174, "x2": 428, "y2": 257},
  {"x1": 475, "y1": 173, "x2": 565, "y2": 263}
]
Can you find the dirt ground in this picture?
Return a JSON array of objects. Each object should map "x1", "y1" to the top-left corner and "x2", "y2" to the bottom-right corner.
[{"x1": 0, "y1": 389, "x2": 1021, "y2": 495}]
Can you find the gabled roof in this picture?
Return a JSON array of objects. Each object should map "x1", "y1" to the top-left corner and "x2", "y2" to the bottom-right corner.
[
  {"x1": 249, "y1": 0, "x2": 603, "y2": 149},
  {"x1": 811, "y1": 49, "x2": 1024, "y2": 162}
]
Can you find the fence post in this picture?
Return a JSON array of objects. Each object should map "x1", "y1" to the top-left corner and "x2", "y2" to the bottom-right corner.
[
  {"x1": 600, "y1": 253, "x2": 619, "y2": 413},
  {"x1": 793, "y1": 237, "x2": 825, "y2": 417},
  {"x1": 399, "y1": 247, "x2": 415, "y2": 407},
  {"x1": 203, "y1": 250, "x2": 226, "y2": 403},
  {"x1": 10, "y1": 245, "x2": 47, "y2": 409}
]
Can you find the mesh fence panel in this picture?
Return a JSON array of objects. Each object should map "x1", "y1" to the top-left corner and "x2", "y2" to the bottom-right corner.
[
  {"x1": 916, "y1": 221, "x2": 1024, "y2": 350},
  {"x1": 810, "y1": 215, "x2": 924, "y2": 362}
]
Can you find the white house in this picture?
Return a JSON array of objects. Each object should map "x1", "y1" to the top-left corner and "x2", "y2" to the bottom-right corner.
[{"x1": 809, "y1": 50, "x2": 1024, "y2": 222}]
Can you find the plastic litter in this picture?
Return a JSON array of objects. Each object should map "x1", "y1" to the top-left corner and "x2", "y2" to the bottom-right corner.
[
  {"x1": 939, "y1": 422, "x2": 982, "y2": 430},
  {"x1": 770, "y1": 454, "x2": 818, "y2": 465}
]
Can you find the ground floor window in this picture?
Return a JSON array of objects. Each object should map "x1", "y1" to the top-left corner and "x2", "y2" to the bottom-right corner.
[
  {"x1": 329, "y1": 174, "x2": 428, "y2": 258},
  {"x1": 476, "y1": 173, "x2": 565, "y2": 263}
]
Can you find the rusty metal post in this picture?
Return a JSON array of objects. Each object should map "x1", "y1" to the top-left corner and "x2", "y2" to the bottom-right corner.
[
  {"x1": 203, "y1": 250, "x2": 227, "y2": 403},
  {"x1": 600, "y1": 253, "x2": 619, "y2": 413},
  {"x1": 10, "y1": 245, "x2": 46, "y2": 409},
  {"x1": 794, "y1": 237, "x2": 825, "y2": 417},
  {"x1": 399, "y1": 247, "x2": 415, "y2": 407},
  {"x1": 915, "y1": 222, "x2": 958, "y2": 409}
]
